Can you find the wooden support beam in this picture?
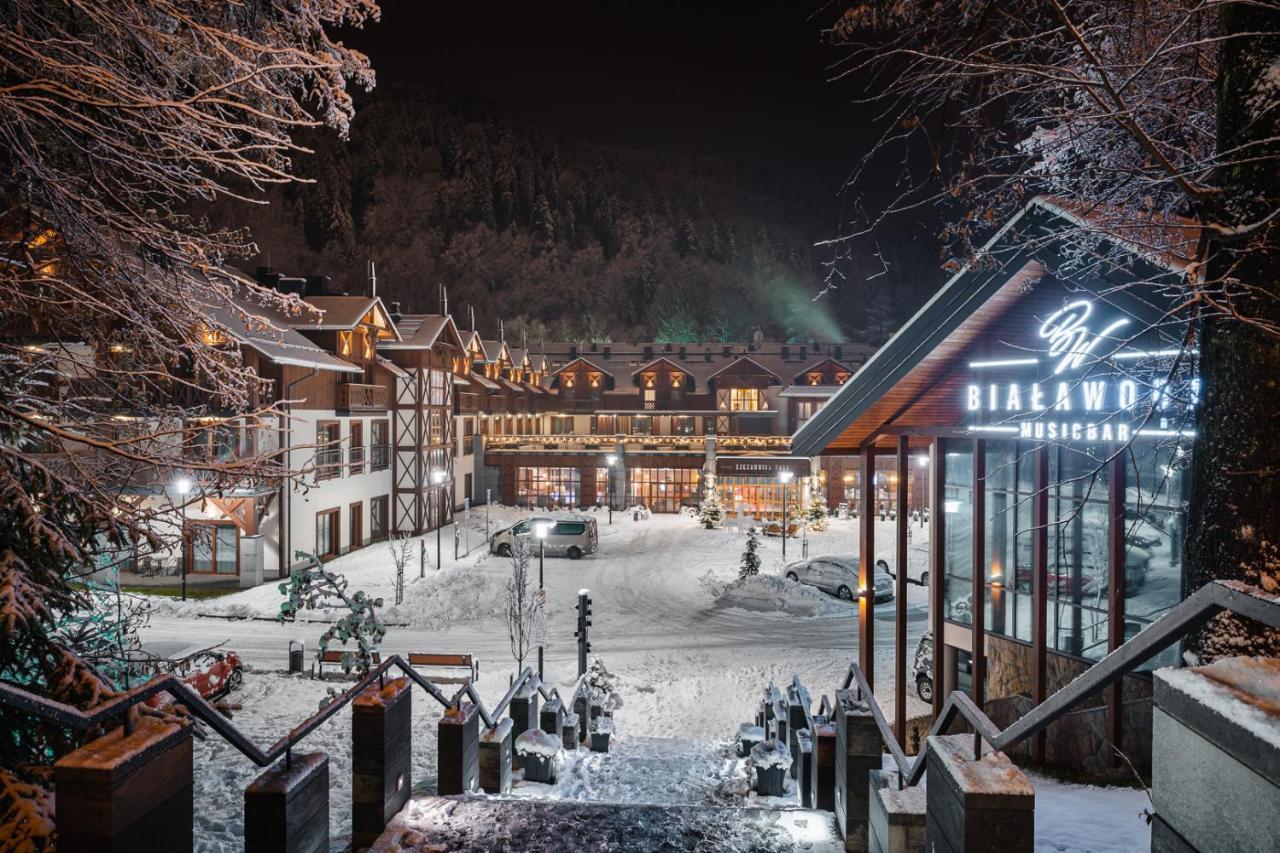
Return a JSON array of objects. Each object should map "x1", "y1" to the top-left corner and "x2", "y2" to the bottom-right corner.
[
  {"x1": 895, "y1": 436, "x2": 909, "y2": 743},
  {"x1": 1107, "y1": 453, "x2": 1126, "y2": 766},
  {"x1": 1031, "y1": 445, "x2": 1049, "y2": 764},
  {"x1": 971, "y1": 439, "x2": 986, "y2": 711},
  {"x1": 859, "y1": 444, "x2": 876, "y2": 691},
  {"x1": 929, "y1": 438, "x2": 946, "y2": 720}
]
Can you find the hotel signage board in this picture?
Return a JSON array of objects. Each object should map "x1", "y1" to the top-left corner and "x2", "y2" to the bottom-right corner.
[
  {"x1": 716, "y1": 456, "x2": 811, "y2": 479},
  {"x1": 963, "y1": 296, "x2": 1199, "y2": 443}
]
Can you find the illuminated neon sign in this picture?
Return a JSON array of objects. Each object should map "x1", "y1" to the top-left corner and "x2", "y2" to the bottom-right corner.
[{"x1": 963, "y1": 297, "x2": 1198, "y2": 443}]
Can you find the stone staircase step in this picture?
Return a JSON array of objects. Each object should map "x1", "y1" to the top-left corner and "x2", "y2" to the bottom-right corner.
[{"x1": 371, "y1": 797, "x2": 843, "y2": 852}]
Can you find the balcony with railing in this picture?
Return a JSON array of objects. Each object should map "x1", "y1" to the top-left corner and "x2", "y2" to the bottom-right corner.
[
  {"x1": 370, "y1": 443, "x2": 390, "y2": 471},
  {"x1": 337, "y1": 382, "x2": 388, "y2": 412},
  {"x1": 315, "y1": 446, "x2": 343, "y2": 480},
  {"x1": 348, "y1": 445, "x2": 366, "y2": 475},
  {"x1": 482, "y1": 433, "x2": 793, "y2": 455}
]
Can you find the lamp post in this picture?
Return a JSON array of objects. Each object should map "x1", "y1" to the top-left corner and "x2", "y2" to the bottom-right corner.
[
  {"x1": 606, "y1": 454, "x2": 617, "y2": 524},
  {"x1": 778, "y1": 470, "x2": 793, "y2": 561},
  {"x1": 535, "y1": 520, "x2": 551, "y2": 679},
  {"x1": 431, "y1": 469, "x2": 446, "y2": 570},
  {"x1": 174, "y1": 476, "x2": 193, "y2": 601}
]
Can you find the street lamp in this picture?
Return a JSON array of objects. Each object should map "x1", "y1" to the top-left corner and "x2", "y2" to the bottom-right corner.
[
  {"x1": 535, "y1": 520, "x2": 552, "y2": 679},
  {"x1": 174, "y1": 476, "x2": 193, "y2": 601},
  {"x1": 431, "y1": 469, "x2": 446, "y2": 570},
  {"x1": 778, "y1": 470, "x2": 794, "y2": 560},
  {"x1": 606, "y1": 454, "x2": 617, "y2": 525}
]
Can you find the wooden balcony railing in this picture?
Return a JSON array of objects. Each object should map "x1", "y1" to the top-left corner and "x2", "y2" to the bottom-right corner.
[{"x1": 337, "y1": 383, "x2": 387, "y2": 412}]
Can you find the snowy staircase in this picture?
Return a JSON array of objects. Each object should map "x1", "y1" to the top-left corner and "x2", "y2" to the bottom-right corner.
[{"x1": 371, "y1": 736, "x2": 843, "y2": 851}]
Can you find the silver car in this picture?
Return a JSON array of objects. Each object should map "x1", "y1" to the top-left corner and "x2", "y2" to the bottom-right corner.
[
  {"x1": 783, "y1": 556, "x2": 895, "y2": 602},
  {"x1": 490, "y1": 514, "x2": 599, "y2": 560}
]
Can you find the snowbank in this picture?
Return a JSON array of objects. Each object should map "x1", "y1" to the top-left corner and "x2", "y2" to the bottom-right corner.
[{"x1": 705, "y1": 572, "x2": 852, "y2": 618}]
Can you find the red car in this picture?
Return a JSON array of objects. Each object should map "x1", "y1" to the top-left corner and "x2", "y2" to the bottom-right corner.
[{"x1": 143, "y1": 648, "x2": 244, "y2": 706}]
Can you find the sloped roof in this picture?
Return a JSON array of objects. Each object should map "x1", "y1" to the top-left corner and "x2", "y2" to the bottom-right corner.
[
  {"x1": 201, "y1": 287, "x2": 361, "y2": 374},
  {"x1": 550, "y1": 356, "x2": 615, "y2": 377},
  {"x1": 479, "y1": 339, "x2": 509, "y2": 363},
  {"x1": 630, "y1": 356, "x2": 692, "y2": 377},
  {"x1": 705, "y1": 355, "x2": 782, "y2": 383},
  {"x1": 791, "y1": 196, "x2": 1194, "y2": 456},
  {"x1": 295, "y1": 295, "x2": 401, "y2": 340},
  {"x1": 469, "y1": 371, "x2": 501, "y2": 391},
  {"x1": 381, "y1": 313, "x2": 464, "y2": 350}
]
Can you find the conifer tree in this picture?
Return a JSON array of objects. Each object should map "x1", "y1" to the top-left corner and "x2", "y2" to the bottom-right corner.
[
  {"x1": 699, "y1": 481, "x2": 725, "y2": 528},
  {"x1": 739, "y1": 527, "x2": 762, "y2": 579}
]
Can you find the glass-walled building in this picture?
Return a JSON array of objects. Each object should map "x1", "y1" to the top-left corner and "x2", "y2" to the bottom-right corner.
[{"x1": 791, "y1": 197, "x2": 1200, "y2": 777}]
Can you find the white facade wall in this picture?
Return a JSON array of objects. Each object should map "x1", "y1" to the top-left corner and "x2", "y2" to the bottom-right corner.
[
  {"x1": 284, "y1": 409, "x2": 394, "y2": 572},
  {"x1": 453, "y1": 413, "x2": 477, "y2": 509}
]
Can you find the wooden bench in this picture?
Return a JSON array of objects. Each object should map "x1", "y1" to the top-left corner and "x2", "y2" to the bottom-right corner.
[
  {"x1": 407, "y1": 652, "x2": 478, "y2": 685},
  {"x1": 316, "y1": 649, "x2": 381, "y2": 676}
]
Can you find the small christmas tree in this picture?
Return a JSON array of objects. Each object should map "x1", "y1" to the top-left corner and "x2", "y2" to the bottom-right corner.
[
  {"x1": 739, "y1": 527, "x2": 762, "y2": 579},
  {"x1": 805, "y1": 487, "x2": 829, "y2": 532},
  {"x1": 699, "y1": 481, "x2": 725, "y2": 529}
]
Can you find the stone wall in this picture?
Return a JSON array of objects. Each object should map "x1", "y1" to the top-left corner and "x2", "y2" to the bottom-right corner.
[{"x1": 984, "y1": 634, "x2": 1153, "y2": 782}]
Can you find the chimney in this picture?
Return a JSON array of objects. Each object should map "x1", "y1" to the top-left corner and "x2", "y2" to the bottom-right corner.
[
  {"x1": 304, "y1": 275, "x2": 332, "y2": 297},
  {"x1": 389, "y1": 301, "x2": 403, "y2": 323}
]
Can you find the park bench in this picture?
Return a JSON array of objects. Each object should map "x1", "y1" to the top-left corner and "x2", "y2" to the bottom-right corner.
[
  {"x1": 407, "y1": 652, "x2": 478, "y2": 685},
  {"x1": 315, "y1": 649, "x2": 381, "y2": 677}
]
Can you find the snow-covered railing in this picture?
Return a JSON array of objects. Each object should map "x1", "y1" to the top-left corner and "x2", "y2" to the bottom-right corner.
[
  {"x1": 838, "y1": 579, "x2": 1280, "y2": 790},
  {"x1": 0, "y1": 653, "x2": 550, "y2": 768}
]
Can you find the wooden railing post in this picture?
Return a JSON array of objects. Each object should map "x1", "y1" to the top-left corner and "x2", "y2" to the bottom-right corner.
[
  {"x1": 925, "y1": 734, "x2": 1033, "y2": 852},
  {"x1": 813, "y1": 719, "x2": 837, "y2": 811},
  {"x1": 478, "y1": 721, "x2": 513, "y2": 795},
  {"x1": 351, "y1": 677, "x2": 411, "y2": 849},
  {"x1": 508, "y1": 682, "x2": 539, "y2": 770},
  {"x1": 834, "y1": 688, "x2": 881, "y2": 852},
  {"x1": 244, "y1": 752, "x2": 329, "y2": 853},
  {"x1": 54, "y1": 715, "x2": 194, "y2": 853},
  {"x1": 437, "y1": 701, "x2": 480, "y2": 795}
]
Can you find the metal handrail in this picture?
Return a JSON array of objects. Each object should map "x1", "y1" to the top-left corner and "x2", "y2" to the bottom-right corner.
[
  {"x1": 0, "y1": 654, "x2": 549, "y2": 769},
  {"x1": 830, "y1": 580, "x2": 1279, "y2": 789}
]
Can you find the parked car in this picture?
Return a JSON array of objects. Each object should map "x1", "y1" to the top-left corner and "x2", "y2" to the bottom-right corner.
[
  {"x1": 878, "y1": 557, "x2": 929, "y2": 587},
  {"x1": 142, "y1": 647, "x2": 244, "y2": 706},
  {"x1": 490, "y1": 513, "x2": 599, "y2": 560},
  {"x1": 782, "y1": 555, "x2": 894, "y2": 602}
]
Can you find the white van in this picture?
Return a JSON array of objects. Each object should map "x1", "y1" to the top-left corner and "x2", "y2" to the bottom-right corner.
[{"x1": 490, "y1": 514, "x2": 599, "y2": 560}]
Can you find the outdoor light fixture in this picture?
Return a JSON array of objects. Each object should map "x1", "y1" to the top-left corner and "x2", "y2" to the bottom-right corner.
[
  {"x1": 431, "y1": 469, "x2": 446, "y2": 486},
  {"x1": 535, "y1": 520, "x2": 553, "y2": 679},
  {"x1": 174, "y1": 476, "x2": 193, "y2": 602},
  {"x1": 430, "y1": 469, "x2": 446, "y2": 572},
  {"x1": 175, "y1": 476, "x2": 193, "y2": 495},
  {"x1": 778, "y1": 470, "x2": 793, "y2": 559}
]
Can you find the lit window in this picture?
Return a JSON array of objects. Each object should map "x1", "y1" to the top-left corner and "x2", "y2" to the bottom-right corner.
[
  {"x1": 338, "y1": 330, "x2": 353, "y2": 356},
  {"x1": 807, "y1": 372, "x2": 822, "y2": 386},
  {"x1": 835, "y1": 372, "x2": 850, "y2": 384}
]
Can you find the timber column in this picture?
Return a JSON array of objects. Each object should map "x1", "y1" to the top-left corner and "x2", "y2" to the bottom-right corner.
[
  {"x1": 54, "y1": 715, "x2": 194, "y2": 853},
  {"x1": 351, "y1": 677, "x2": 411, "y2": 849}
]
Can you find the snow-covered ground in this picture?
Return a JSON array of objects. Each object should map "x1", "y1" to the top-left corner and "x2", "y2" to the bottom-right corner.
[{"x1": 136, "y1": 509, "x2": 1148, "y2": 851}]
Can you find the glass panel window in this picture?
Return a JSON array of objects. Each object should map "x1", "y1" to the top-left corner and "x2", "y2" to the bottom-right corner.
[
  {"x1": 1125, "y1": 443, "x2": 1189, "y2": 669},
  {"x1": 516, "y1": 467, "x2": 581, "y2": 508},
  {"x1": 672, "y1": 416, "x2": 697, "y2": 436},
  {"x1": 370, "y1": 420, "x2": 389, "y2": 470},
  {"x1": 719, "y1": 388, "x2": 764, "y2": 411},
  {"x1": 943, "y1": 444, "x2": 974, "y2": 625},
  {"x1": 215, "y1": 526, "x2": 238, "y2": 575},
  {"x1": 1047, "y1": 446, "x2": 1110, "y2": 660},
  {"x1": 627, "y1": 467, "x2": 700, "y2": 513},
  {"x1": 631, "y1": 416, "x2": 653, "y2": 435}
]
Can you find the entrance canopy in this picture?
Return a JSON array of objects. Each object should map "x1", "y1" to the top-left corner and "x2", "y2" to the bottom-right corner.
[{"x1": 792, "y1": 197, "x2": 1200, "y2": 457}]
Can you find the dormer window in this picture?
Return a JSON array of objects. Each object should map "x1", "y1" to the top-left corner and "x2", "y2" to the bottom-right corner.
[
  {"x1": 807, "y1": 372, "x2": 822, "y2": 386},
  {"x1": 564, "y1": 373, "x2": 575, "y2": 389},
  {"x1": 671, "y1": 373, "x2": 683, "y2": 389},
  {"x1": 642, "y1": 372, "x2": 656, "y2": 389},
  {"x1": 835, "y1": 371, "x2": 851, "y2": 384},
  {"x1": 588, "y1": 372, "x2": 602, "y2": 389}
]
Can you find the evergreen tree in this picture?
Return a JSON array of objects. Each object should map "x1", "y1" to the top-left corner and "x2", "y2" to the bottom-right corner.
[
  {"x1": 699, "y1": 481, "x2": 725, "y2": 528},
  {"x1": 805, "y1": 487, "x2": 829, "y2": 532},
  {"x1": 739, "y1": 527, "x2": 762, "y2": 579}
]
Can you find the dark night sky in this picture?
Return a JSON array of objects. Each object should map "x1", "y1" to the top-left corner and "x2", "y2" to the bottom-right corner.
[{"x1": 347, "y1": 1, "x2": 875, "y2": 234}]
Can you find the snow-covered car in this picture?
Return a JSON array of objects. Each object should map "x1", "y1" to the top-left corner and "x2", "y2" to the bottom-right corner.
[
  {"x1": 782, "y1": 556, "x2": 894, "y2": 602},
  {"x1": 490, "y1": 513, "x2": 599, "y2": 560},
  {"x1": 912, "y1": 632, "x2": 934, "y2": 701},
  {"x1": 143, "y1": 647, "x2": 244, "y2": 706}
]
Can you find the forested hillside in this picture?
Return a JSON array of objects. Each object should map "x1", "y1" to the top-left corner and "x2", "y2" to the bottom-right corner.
[{"x1": 220, "y1": 87, "x2": 934, "y2": 343}]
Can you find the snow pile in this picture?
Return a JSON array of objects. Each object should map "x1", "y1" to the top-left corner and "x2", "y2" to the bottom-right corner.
[
  {"x1": 749, "y1": 738, "x2": 793, "y2": 771},
  {"x1": 515, "y1": 729, "x2": 562, "y2": 758},
  {"x1": 705, "y1": 572, "x2": 851, "y2": 618},
  {"x1": 591, "y1": 717, "x2": 614, "y2": 735},
  {"x1": 383, "y1": 567, "x2": 510, "y2": 628}
]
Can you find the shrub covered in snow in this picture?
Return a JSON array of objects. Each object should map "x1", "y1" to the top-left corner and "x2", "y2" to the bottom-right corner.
[
  {"x1": 749, "y1": 738, "x2": 793, "y2": 771},
  {"x1": 584, "y1": 656, "x2": 623, "y2": 710},
  {"x1": 515, "y1": 728, "x2": 562, "y2": 758}
]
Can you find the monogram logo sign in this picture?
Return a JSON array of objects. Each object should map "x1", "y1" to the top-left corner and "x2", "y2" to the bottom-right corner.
[{"x1": 1039, "y1": 299, "x2": 1131, "y2": 375}]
